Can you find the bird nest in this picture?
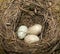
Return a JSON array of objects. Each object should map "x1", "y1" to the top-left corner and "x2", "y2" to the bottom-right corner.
[{"x1": 0, "y1": 0, "x2": 60, "y2": 54}]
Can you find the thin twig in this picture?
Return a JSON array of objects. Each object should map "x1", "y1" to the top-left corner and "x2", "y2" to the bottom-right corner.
[
  {"x1": 19, "y1": 7, "x2": 35, "y2": 16},
  {"x1": 4, "y1": 0, "x2": 15, "y2": 15},
  {"x1": 26, "y1": 1, "x2": 44, "y2": 8},
  {"x1": 49, "y1": 41, "x2": 60, "y2": 54}
]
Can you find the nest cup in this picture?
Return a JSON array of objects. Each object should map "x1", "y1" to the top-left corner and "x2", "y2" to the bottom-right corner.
[{"x1": 0, "y1": 0, "x2": 59, "y2": 54}]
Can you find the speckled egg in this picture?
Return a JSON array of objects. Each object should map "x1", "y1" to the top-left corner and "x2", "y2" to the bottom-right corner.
[
  {"x1": 17, "y1": 25, "x2": 28, "y2": 39},
  {"x1": 18, "y1": 25, "x2": 28, "y2": 32},
  {"x1": 17, "y1": 31, "x2": 27, "y2": 39}
]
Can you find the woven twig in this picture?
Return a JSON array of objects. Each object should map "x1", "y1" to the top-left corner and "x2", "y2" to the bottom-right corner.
[{"x1": 0, "y1": 0, "x2": 60, "y2": 54}]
